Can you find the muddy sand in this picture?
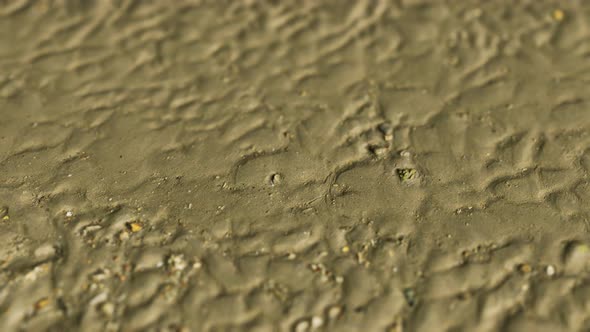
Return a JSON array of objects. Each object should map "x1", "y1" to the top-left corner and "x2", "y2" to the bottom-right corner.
[{"x1": 1, "y1": 1, "x2": 590, "y2": 331}]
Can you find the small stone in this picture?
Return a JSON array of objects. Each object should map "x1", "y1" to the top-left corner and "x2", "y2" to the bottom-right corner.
[
  {"x1": 193, "y1": 259, "x2": 203, "y2": 269},
  {"x1": 65, "y1": 211, "x2": 73, "y2": 218},
  {"x1": 309, "y1": 263, "x2": 320, "y2": 272},
  {"x1": 34, "y1": 297, "x2": 50, "y2": 311},
  {"x1": 100, "y1": 302, "x2": 115, "y2": 317},
  {"x1": 126, "y1": 222, "x2": 142, "y2": 233},
  {"x1": 546, "y1": 265, "x2": 556, "y2": 276},
  {"x1": 327, "y1": 305, "x2": 343, "y2": 320},
  {"x1": 518, "y1": 263, "x2": 532, "y2": 274},
  {"x1": 81, "y1": 225, "x2": 102, "y2": 236},
  {"x1": 119, "y1": 231, "x2": 130, "y2": 241},
  {"x1": 311, "y1": 316, "x2": 324, "y2": 328},
  {"x1": 294, "y1": 319, "x2": 310, "y2": 332},
  {"x1": 552, "y1": 9, "x2": 564, "y2": 21},
  {"x1": 341, "y1": 246, "x2": 350, "y2": 254},
  {"x1": 167, "y1": 254, "x2": 187, "y2": 272}
]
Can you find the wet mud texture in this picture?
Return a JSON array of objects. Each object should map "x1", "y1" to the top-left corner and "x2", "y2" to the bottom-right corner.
[{"x1": 1, "y1": 1, "x2": 590, "y2": 331}]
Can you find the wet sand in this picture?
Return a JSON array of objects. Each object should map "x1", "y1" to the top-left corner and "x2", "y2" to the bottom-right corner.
[{"x1": 1, "y1": 1, "x2": 590, "y2": 331}]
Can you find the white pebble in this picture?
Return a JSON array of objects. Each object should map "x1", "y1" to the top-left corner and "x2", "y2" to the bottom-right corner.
[
  {"x1": 294, "y1": 320, "x2": 310, "y2": 332},
  {"x1": 168, "y1": 254, "x2": 187, "y2": 272},
  {"x1": 546, "y1": 265, "x2": 556, "y2": 276},
  {"x1": 327, "y1": 305, "x2": 343, "y2": 320},
  {"x1": 193, "y1": 260, "x2": 203, "y2": 269},
  {"x1": 311, "y1": 316, "x2": 324, "y2": 328}
]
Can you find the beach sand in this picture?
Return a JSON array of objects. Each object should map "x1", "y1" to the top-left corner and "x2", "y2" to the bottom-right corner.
[{"x1": 1, "y1": 1, "x2": 590, "y2": 331}]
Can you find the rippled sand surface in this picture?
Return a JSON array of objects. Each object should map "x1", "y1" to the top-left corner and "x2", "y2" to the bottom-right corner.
[{"x1": 2, "y1": 1, "x2": 590, "y2": 331}]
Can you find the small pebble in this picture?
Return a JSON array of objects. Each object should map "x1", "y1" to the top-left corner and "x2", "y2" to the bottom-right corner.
[
  {"x1": 294, "y1": 319, "x2": 310, "y2": 332},
  {"x1": 34, "y1": 297, "x2": 50, "y2": 311},
  {"x1": 327, "y1": 305, "x2": 343, "y2": 320},
  {"x1": 119, "y1": 231, "x2": 130, "y2": 241},
  {"x1": 127, "y1": 222, "x2": 142, "y2": 233},
  {"x1": 546, "y1": 265, "x2": 556, "y2": 276},
  {"x1": 311, "y1": 316, "x2": 324, "y2": 328},
  {"x1": 193, "y1": 260, "x2": 203, "y2": 269},
  {"x1": 518, "y1": 263, "x2": 532, "y2": 274},
  {"x1": 168, "y1": 254, "x2": 187, "y2": 272},
  {"x1": 552, "y1": 9, "x2": 564, "y2": 21},
  {"x1": 100, "y1": 302, "x2": 115, "y2": 317}
]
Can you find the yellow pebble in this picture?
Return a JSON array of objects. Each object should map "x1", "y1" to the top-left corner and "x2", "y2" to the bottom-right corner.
[
  {"x1": 35, "y1": 297, "x2": 50, "y2": 311},
  {"x1": 341, "y1": 246, "x2": 350, "y2": 254},
  {"x1": 519, "y1": 263, "x2": 532, "y2": 274},
  {"x1": 2, "y1": 215, "x2": 9, "y2": 221},
  {"x1": 128, "y1": 222, "x2": 142, "y2": 232},
  {"x1": 552, "y1": 9, "x2": 565, "y2": 22}
]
